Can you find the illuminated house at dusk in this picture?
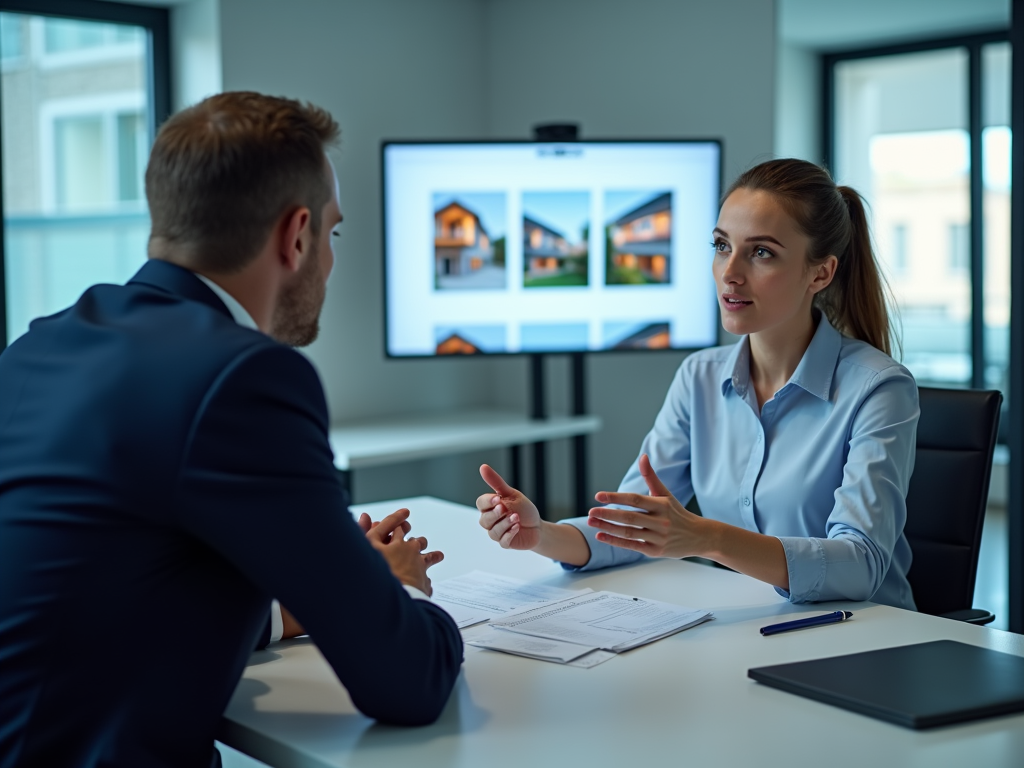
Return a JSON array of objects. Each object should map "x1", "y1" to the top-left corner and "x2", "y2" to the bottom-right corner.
[
  {"x1": 523, "y1": 215, "x2": 572, "y2": 276},
  {"x1": 434, "y1": 201, "x2": 493, "y2": 277},
  {"x1": 435, "y1": 332, "x2": 480, "y2": 355},
  {"x1": 608, "y1": 192, "x2": 672, "y2": 284}
]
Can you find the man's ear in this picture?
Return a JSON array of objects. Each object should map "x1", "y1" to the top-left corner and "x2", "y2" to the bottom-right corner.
[
  {"x1": 809, "y1": 254, "x2": 838, "y2": 295},
  {"x1": 278, "y1": 205, "x2": 312, "y2": 273}
]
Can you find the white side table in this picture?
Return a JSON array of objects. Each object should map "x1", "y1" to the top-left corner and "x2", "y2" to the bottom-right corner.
[{"x1": 329, "y1": 409, "x2": 601, "y2": 511}]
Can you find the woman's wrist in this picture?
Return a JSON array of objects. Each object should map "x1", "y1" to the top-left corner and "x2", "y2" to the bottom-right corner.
[
  {"x1": 534, "y1": 520, "x2": 591, "y2": 567},
  {"x1": 693, "y1": 516, "x2": 725, "y2": 561},
  {"x1": 694, "y1": 518, "x2": 790, "y2": 590}
]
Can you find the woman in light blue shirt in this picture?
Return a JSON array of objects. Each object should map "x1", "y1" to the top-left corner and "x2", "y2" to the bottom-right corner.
[{"x1": 476, "y1": 158, "x2": 920, "y2": 610}]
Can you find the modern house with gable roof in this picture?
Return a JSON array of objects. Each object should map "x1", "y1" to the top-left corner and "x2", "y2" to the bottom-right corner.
[
  {"x1": 434, "y1": 200, "x2": 494, "y2": 278},
  {"x1": 523, "y1": 215, "x2": 571, "y2": 276},
  {"x1": 435, "y1": 332, "x2": 480, "y2": 355},
  {"x1": 607, "y1": 191, "x2": 672, "y2": 284},
  {"x1": 522, "y1": 214, "x2": 589, "y2": 287}
]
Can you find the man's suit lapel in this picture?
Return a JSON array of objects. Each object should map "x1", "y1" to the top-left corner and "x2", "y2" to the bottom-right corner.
[{"x1": 128, "y1": 259, "x2": 233, "y2": 319}]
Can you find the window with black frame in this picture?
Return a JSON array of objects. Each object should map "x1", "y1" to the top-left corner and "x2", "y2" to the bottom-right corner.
[
  {"x1": 0, "y1": 0, "x2": 169, "y2": 349},
  {"x1": 824, "y1": 33, "x2": 1011, "y2": 439}
]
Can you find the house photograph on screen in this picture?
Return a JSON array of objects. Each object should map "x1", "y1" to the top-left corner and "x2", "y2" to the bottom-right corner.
[
  {"x1": 434, "y1": 324, "x2": 506, "y2": 355},
  {"x1": 604, "y1": 190, "x2": 673, "y2": 285},
  {"x1": 602, "y1": 320, "x2": 671, "y2": 350},
  {"x1": 433, "y1": 192, "x2": 507, "y2": 290},
  {"x1": 522, "y1": 191, "x2": 590, "y2": 287}
]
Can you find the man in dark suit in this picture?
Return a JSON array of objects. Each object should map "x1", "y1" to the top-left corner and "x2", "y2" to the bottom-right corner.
[{"x1": 0, "y1": 92, "x2": 463, "y2": 768}]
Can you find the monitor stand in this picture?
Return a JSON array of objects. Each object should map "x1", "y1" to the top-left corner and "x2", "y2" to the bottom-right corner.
[{"x1": 514, "y1": 353, "x2": 589, "y2": 521}]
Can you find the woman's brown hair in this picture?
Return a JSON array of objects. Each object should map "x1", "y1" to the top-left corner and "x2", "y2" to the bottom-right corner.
[{"x1": 726, "y1": 158, "x2": 898, "y2": 357}]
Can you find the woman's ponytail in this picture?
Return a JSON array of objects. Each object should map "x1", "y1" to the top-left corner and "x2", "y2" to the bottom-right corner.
[
  {"x1": 820, "y1": 186, "x2": 895, "y2": 357},
  {"x1": 726, "y1": 159, "x2": 899, "y2": 357}
]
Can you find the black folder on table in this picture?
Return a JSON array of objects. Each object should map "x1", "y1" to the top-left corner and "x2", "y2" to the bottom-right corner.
[{"x1": 748, "y1": 640, "x2": 1024, "y2": 729}]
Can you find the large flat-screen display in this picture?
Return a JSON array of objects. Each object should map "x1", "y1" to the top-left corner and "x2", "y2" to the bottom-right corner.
[{"x1": 383, "y1": 140, "x2": 721, "y2": 357}]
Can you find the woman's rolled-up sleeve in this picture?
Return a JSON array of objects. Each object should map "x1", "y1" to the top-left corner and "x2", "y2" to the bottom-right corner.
[{"x1": 776, "y1": 366, "x2": 919, "y2": 603}]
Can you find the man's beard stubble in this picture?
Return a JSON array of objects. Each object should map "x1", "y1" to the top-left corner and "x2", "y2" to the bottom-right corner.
[{"x1": 270, "y1": 240, "x2": 326, "y2": 348}]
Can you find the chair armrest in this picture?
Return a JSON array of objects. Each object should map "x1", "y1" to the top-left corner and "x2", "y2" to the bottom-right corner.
[{"x1": 938, "y1": 608, "x2": 996, "y2": 625}]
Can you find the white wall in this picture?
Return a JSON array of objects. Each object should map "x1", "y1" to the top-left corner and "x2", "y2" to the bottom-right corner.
[
  {"x1": 484, "y1": 0, "x2": 775, "y2": 180},
  {"x1": 214, "y1": 0, "x2": 511, "y2": 505},
  {"x1": 774, "y1": 42, "x2": 821, "y2": 162},
  {"x1": 483, "y1": 0, "x2": 776, "y2": 515},
  {"x1": 170, "y1": 0, "x2": 221, "y2": 110},
  {"x1": 184, "y1": 0, "x2": 776, "y2": 512}
]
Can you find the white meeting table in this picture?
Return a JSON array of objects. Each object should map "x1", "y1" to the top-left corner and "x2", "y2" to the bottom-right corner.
[{"x1": 220, "y1": 497, "x2": 1024, "y2": 768}]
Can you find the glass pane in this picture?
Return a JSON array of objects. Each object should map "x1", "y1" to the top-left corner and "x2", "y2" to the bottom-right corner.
[
  {"x1": 982, "y1": 43, "x2": 1011, "y2": 411},
  {"x1": 1, "y1": 13, "x2": 152, "y2": 344},
  {"x1": 117, "y1": 112, "x2": 146, "y2": 202},
  {"x1": 55, "y1": 115, "x2": 110, "y2": 209},
  {"x1": 0, "y1": 14, "x2": 24, "y2": 62},
  {"x1": 835, "y1": 48, "x2": 971, "y2": 386},
  {"x1": 43, "y1": 17, "x2": 144, "y2": 54}
]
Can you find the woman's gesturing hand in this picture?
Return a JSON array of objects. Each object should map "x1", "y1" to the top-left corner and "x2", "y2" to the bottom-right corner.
[
  {"x1": 475, "y1": 464, "x2": 542, "y2": 550},
  {"x1": 588, "y1": 454, "x2": 706, "y2": 559}
]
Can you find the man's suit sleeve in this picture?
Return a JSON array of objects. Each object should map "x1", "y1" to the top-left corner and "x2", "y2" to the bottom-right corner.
[
  {"x1": 254, "y1": 610, "x2": 271, "y2": 650},
  {"x1": 175, "y1": 344, "x2": 463, "y2": 726}
]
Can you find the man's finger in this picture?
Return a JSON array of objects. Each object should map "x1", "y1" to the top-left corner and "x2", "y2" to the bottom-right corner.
[
  {"x1": 639, "y1": 454, "x2": 672, "y2": 497},
  {"x1": 357, "y1": 512, "x2": 372, "y2": 534},
  {"x1": 410, "y1": 536, "x2": 428, "y2": 552},
  {"x1": 422, "y1": 550, "x2": 444, "y2": 567},
  {"x1": 369, "y1": 508, "x2": 410, "y2": 541},
  {"x1": 479, "y1": 464, "x2": 516, "y2": 497}
]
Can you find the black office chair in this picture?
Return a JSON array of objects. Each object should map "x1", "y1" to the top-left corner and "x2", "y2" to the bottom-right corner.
[{"x1": 904, "y1": 387, "x2": 1002, "y2": 625}]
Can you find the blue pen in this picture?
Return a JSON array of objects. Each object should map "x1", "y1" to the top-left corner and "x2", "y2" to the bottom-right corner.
[{"x1": 760, "y1": 610, "x2": 853, "y2": 636}]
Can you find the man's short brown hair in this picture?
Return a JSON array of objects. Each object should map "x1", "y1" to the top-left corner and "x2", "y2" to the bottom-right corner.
[{"x1": 145, "y1": 91, "x2": 340, "y2": 273}]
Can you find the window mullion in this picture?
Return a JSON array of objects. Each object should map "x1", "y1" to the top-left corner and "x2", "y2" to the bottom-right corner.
[{"x1": 970, "y1": 42, "x2": 986, "y2": 390}]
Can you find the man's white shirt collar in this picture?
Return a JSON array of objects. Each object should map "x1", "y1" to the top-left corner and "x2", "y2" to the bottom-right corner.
[{"x1": 194, "y1": 274, "x2": 259, "y2": 330}]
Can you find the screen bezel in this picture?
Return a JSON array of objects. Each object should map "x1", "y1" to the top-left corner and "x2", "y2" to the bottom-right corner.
[{"x1": 380, "y1": 138, "x2": 724, "y2": 360}]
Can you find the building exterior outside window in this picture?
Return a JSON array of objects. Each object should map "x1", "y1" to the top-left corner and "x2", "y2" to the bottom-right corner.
[
  {"x1": 0, "y1": 5, "x2": 167, "y2": 346},
  {"x1": 832, "y1": 40, "x2": 1010, "y2": 402}
]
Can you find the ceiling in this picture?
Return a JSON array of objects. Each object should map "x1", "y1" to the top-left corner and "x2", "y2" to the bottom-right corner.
[
  {"x1": 779, "y1": 0, "x2": 1010, "y2": 50},
  {"x1": 98, "y1": 0, "x2": 1012, "y2": 52}
]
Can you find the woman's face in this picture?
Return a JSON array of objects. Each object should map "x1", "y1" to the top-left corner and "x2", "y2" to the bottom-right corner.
[{"x1": 712, "y1": 188, "x2": 830, "y2": 339}]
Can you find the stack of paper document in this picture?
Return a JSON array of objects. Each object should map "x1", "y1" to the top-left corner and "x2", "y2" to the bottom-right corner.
[
  {"x1": 432, "y1": 572, "x2": 712, "y2": 667},
  {"x1": 432, "y1": 570, "x2": 591, "y2": 628},
  {"x1": 487, "y1": 591, "x2": 712, "y2": 652},
  {"x1": 465, "y1": 626, "x2": 617, "y2": 668}
]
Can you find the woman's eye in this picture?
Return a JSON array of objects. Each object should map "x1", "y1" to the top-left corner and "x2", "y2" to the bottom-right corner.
[
  {"x1": 754, "y1": 246, "x2": 773, "y2": 259},
  {"x1": 711, "y1": 239, "x2": 728, "y2": 253}
]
